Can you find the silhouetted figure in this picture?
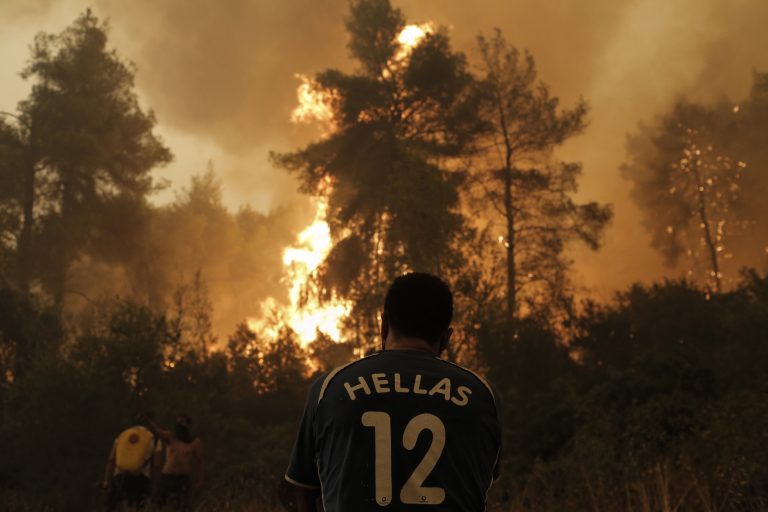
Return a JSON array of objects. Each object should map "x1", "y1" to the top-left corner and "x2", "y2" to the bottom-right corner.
[
  {"x1": 102, "y1": 414, "x2": 159, "y2": 511},
  {"x1": 150, "y1": 415, "x2": 204, "y2": 511},
  {"x1": 285, "y1": 273, "x2": 502, "y2": 512}
]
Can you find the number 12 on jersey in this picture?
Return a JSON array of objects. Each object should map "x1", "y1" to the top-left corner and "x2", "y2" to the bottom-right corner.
[{"x1": 361, "y1": 411, "x2": 446, "y2": 506}]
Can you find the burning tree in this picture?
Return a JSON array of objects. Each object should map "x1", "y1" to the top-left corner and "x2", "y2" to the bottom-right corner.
[
  {"x1": 623, "y1": 99, "x2": 748, "y2": 293},
  {"x1": 273, "y1": 0, "x2": 483, "y2": 347},
  {"x1": 469, "y1": 31, "x2": 612, "y2": 320}
]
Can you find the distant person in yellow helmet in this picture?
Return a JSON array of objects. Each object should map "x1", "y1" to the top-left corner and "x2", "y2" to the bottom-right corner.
[
  {"x1": 148, "y1": 414, "x2": 204, "y2": 511},
  {"x1": 102, "y1": 413, "x2": 160, "y2": 511}
]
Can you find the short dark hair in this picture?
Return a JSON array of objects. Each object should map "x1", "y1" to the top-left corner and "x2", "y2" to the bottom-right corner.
[{"x1": 383, "y1": 273, "x2": 453, "y2": 344}]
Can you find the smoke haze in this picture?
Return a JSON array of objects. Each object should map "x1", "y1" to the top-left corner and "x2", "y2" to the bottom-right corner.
[{"x1": 2, "y1": 0, "x2": 767, "y2": 320}]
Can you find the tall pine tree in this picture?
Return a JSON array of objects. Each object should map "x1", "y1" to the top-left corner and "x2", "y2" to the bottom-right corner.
[
  {"x1": 470, "y1": 31, "x2": 612, "y2": 320},
  {"x1": 0, "y1": 10, "x2": 171, "y2": 308},
  {"x1": 273, "y1": 0, "x2": 484, "y2": 346}
]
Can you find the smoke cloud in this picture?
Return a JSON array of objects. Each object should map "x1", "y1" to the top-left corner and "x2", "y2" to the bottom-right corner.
[{"x1": 2, "y1": 0, "x2": 767, "y2": 307}]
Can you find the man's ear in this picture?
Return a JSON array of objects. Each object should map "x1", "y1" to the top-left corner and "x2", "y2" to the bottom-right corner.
[
  {"x1": 380, "y1": 311, "x2": 389, "y2": 349},
  {"x1": 437, "y1": 327, "x2": 453, "y2": 356}
]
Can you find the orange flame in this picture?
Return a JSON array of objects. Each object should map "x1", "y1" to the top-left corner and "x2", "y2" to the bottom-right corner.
[
  {"x1": 247, "y1": 191, "x2": 351, "y2": 347},
  {"x1": 291, "y1": 74, "x2": 336, "y2": 128},
  {"x1": 394, "y1": 23, "x2": 433, "y2": 60},
  {"x1": 253, "y1": 23, "x2": 434, "y2": 347}
]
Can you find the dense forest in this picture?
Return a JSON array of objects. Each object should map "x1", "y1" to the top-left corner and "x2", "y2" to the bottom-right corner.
[{"x1": 1, "y1": 1, "x2": 767, "y2": 511}]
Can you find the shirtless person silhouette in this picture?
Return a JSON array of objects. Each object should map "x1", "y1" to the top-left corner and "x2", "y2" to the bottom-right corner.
[{"x1": 148, "y1": 415, "x2": 204, "y2": 511}]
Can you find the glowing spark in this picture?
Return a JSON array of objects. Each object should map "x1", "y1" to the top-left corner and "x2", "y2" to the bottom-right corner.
[{"x1": 733, "y1": 105, "x2": 740, "y2": 113}]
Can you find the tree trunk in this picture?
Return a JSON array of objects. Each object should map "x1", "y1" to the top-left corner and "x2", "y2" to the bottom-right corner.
[
  {"x1": 495, "y1": 88, "x2": 517, "y2": 318},
  {"x1": 53, "y1": 177, "x2": 74, "y2": 313},
  {"x1": 691, "y1": 161, "x2": 722, "y2": 293},
  {"x1": 503, "y1": 164, "x2": 516, "y2": 317},
  {"x1": 16, "y1": 120, "x2": 36, "y2": 293}
]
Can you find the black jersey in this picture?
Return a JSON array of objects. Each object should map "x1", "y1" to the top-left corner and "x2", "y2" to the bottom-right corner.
[{"x1": 286, "y1": 349, "x2": 501, "y2": 512}]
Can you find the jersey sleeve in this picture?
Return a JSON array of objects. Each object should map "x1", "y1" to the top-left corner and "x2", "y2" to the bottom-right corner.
[
  {"x1": 490, "y1": 382, "x2": 503, "y2": 482},
  {"x1": 492, "y1": 450, "x2": 501, "y2": 482},
  {"x1": 285, "y1": 375, "x2": 326, "y2": 489}
]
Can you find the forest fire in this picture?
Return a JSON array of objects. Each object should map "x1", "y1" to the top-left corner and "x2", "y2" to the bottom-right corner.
[
  {"x1": 4, "y1": 2, "x2": 768, "y2": 511},
  {"x1": 247, "y1": 192, "x2": 351, "y2": 347},
  {"x1": 250, "y1": 23, "x2": 435, "y2": 347},
  {"x1": 291, "y1": 74, "x2": 335, "y2": 127},
  {"x1": 395, "y1": 23, "x2": 433, "y2": 60}
]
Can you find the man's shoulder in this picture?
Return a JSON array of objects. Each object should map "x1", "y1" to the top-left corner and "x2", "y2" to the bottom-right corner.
[
  {"x1": 433, "y1": 358, "x2": 497, "y2": 404},
  {"x1": 316, "y1": 351, "x2": 497, "y2": 409},
  {"x1": 314, "y1": 352, "x2": 384, "y2": 404}
]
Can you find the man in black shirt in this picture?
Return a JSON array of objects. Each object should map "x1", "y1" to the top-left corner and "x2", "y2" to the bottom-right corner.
[{"x1": 286, "y1": 273, "x2": 501, "y2": 511}]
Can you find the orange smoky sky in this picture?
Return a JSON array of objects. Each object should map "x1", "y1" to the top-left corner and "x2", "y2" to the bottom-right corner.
[{"x1": 2, "y1": 0, "x2": 767, "y2": 299}]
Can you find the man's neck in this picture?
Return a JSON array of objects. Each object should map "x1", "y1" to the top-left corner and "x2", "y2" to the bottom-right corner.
[{"x1": 385, "y1": 336, "x2": 438, "y2": 356}]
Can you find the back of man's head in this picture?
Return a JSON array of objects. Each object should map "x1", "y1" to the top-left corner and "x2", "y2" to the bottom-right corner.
[{"x1": 383, "y1": 272, "x2": 453, "y2": 345}]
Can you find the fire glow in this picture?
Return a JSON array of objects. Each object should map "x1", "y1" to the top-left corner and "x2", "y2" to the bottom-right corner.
[
  {"x1": 290, "y1": 23, "x2": 433, "y2": 128},
  {"x1": 247, "y1": 193, "x2": 351, "y2": 347},
  {"x1": 291, "y1": 74, "x2": 335, "y2": 127},
  {"x1": 248, "y1": 24, "x2": 434, "y2": 347},
  {"x1": 395, "y1": 23, "x2": 433, "y2": 60}
]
